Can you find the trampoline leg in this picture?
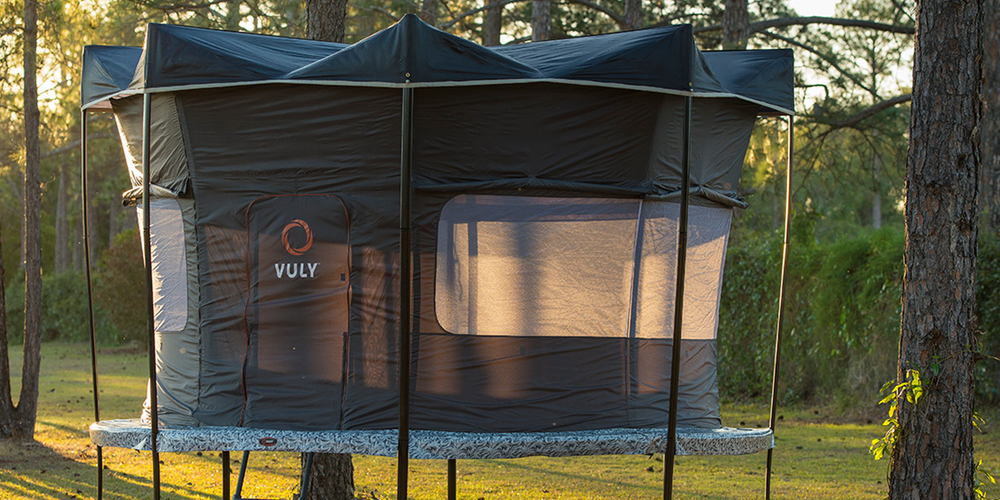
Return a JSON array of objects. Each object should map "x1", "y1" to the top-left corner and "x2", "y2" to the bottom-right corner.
[
  {"x1": 447, "y1": 459, "x2": 456, "y2": 500},
  {"x1": 96, "y1": 446, "x2": 103, "y2": 500},
  {"x1": 233, "y1": 450, "x2": 251, "y2": 500},
  {"x1": 299, "y1": 452, "x2": 315, "y2": 498},
  {"x1": 222, "y1": 451, "x2": 230, "y2": 500}
]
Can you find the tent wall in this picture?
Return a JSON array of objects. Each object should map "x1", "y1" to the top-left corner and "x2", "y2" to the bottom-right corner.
[
  {"x1": 109, "y1": 61, "x2": 760, "y2": 433},
  {"x1": 113, "y1": 95, "x2": 201, "y2": 427},
  {"x1": 177, "y1": 85, "x2": 403, "y2": 429}
]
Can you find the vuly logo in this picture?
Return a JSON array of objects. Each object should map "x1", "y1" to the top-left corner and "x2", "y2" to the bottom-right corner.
[{"x1": 274, "y1": 219, "x2": 320, "y2": 279}]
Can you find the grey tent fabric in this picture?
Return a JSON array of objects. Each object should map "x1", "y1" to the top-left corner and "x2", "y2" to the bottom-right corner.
[
  {"x1": 81, "y1": 45, "x2": 141, "y2": 109},
  {"x1": 84, "y1": 15, "x2": 794, "y2": 115},
  {"x1": 83, "y1": 16, "x2": 793, "y2": 440}
]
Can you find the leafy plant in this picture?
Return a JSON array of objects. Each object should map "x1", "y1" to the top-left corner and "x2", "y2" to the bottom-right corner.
[{"x1": 870, "y1": 368, "x2": 922, "y2": 461}]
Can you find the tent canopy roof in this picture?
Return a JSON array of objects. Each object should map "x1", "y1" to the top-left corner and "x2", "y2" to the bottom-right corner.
[{"x1": 82, "y1": 14, "x2": 793, "y2": 115}]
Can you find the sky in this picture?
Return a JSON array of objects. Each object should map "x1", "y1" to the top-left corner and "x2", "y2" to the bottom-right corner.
[{"x1": 785, "y1": 0, "x2": 837, "y2": 17}]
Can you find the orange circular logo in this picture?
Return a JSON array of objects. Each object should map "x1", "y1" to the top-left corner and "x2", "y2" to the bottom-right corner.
[{"x1": 281, "y1": 219, "x2": 313, "y2": 256}]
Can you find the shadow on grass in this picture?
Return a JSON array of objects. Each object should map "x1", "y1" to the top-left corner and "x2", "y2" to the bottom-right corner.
[
  {"x1": 0, "y1": 438, "x2": 223, "y2": 500},
  {"x1": 471, "y1": 458, "x2": 750, "y2": 500}
]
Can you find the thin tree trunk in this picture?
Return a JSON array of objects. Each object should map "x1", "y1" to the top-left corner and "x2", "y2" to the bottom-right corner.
[
  {"x1": 623, "y1": 0, "x2": 641, "y2": 30},
  {"x1": 0, "y1": 217, "x2": 12, "y2": 438},
  {"x1": 73, "y1": 214, "x2": 82, "y2": 272},
  {"x1": 723, "y1": 0, "x2": 750, "y2": 49},
  {"x1": 56, "y1": 163, "x2": 69, "y2": 274},
  {"x1": 420, "y1": 0, "x2": 437, "y2": 26},
  {"x1": 15, "y1": 0, "x2": 43, "y2": 441},
  {"x1": 888, "y1": 0, "x2": 982, "y2": 498},
  {"x1": 983, "y1": 0, "x2": 1000, "y2": 231},
  {"x1": 873, "y1": 153, "x2": 882, "y2": 229},
  {"x1": 108, "y1": 195, "x2": 121, "y2": 248},
  {"x1": 483, "y1": 0, "x2": 502, "y2": 46},
  {"x1": 531, "y1": 0, "x2": 551, "y2": 41}
]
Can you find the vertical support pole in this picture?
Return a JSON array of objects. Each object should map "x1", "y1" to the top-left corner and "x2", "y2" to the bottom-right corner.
[
  {"x1": 765, "y1": 116, "x2": 794, "y2": 499},
  {"x1": 663, "y1": 96, "x2": 693, "y2": 500},
  {"x1": 397, "y1": 86, "x2": 414, "y2": 500},
  {"x1": 447, "y1": 459, "x2": 457, "y2": 500},
  {"x1": 222, "y1": 451, "x2": 230, "y2": 500},
  {"x1": 234, "y1": 450, "x2": 251, "y2": 499},
  {"x1": 300, "y1": 452, "x2": 315, "y2": 496},
  {"x1": 141, "y1": 92, "x2": 161, "y2": 500},
  {"x1": 81, "y1": 109, "x2": 104, "y2": 500}
]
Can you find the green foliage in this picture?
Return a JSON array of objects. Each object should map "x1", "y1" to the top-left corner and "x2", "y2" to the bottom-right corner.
[
  {"x1": 976, "y1": 232, "x2": 1000, "y2": 404},
  {"x1": 869, "y1": 369, "x2": 921, "y2": 461},
  {"x1": 718, "y1": 225, "x2": 903, "y2": 403},
  {"x1": 92, "y1": 229, "x2": 146, "y2": 346},
  {"x1": 4, "y1": 270, "x2": 118, "y2": 343}
]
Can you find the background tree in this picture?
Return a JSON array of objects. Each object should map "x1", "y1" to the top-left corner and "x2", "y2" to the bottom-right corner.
[
  {"x1": 887, "y1": 0, "x2": 982, "y2": 498},
  {"x1": 0, "y1": 0, "x2": 42, "y2": 441}
]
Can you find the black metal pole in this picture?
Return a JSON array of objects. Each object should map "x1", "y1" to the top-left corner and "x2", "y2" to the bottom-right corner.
[
  {"x1": 141, "y1": 92, "x2": 161, "y2": 500},
  {"x1": 663, "y1": 96, "x2": 693, "y2": 500},
  {"x1": 222, "y1": 451, "x2": 230, "y2": 500},
  {"x1": 397, "y1": 85, "x2": 414, "y2": 500},
  {"x1": 234, "y1": 450, "x2": 251, "y2": 499},
  {"x1": 81, "y1": 109, "x2": 104, "y2": 500},
  {"x1": 300, "y1": 452, "x2": 315, "y2": 496},
  {"x1": 765, "y1": 116, "x2": 794, "y2": 499},
  {"x1": 447, "y1": 459, "x2": 456, "y2": 500}
]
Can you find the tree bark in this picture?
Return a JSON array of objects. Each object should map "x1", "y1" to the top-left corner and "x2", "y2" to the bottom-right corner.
[
  {"x1": 307, "y1": 0, "x2": 348, "y2": 43},
  {"x1": 483, "y1": 0, "x2": 503, "y2": 46},
  {"x1": 55, "y1": 163, "x2": 69, "y2": 274},
  {"x1": 0, "y1": 214, "x2": 11, "y2": 438},
  {"x1": 531, "y1": 0, "x2": 550, "y2": 41},
  {"x1": 300, "y1": 453, "x2": 354, "y2": 500},
  {"x1": 888, "y1": 0, "x2": 982, "y2": 499},
  {"x1": 420, "y1": 0, "x2": 437, "y2": 26},
  {"x1": 623, "y1": 0, "x2": 641, "y2": 30},
  {"x1": 722, "y1": 0, "x2": 749, "y2": 49},
  {"x1": 5, "y1": 0, "x2": 44, "y2": 441},
  {"x1": 983, "y1": 0, "x2": 1000, "y2": 231}
]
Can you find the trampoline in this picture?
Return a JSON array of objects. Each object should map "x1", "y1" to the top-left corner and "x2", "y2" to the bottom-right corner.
[{"x1": 80, "y1": 15, "x2": 795, "y2": 499}]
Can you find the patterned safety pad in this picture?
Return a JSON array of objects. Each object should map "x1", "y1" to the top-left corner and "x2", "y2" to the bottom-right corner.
[{"x1": 90, "y1": 420, "x2": 773, "y2": 458}]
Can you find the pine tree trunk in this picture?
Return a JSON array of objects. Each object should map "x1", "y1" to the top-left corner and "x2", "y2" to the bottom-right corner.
[
  {"x1": 300, "y1": 453, "x2": 354, "y2": 500},
  {"x1": 531, "y1": 0, "x2": 550, "y2": 41},
  {"x1": 306, "y1": 0, "x2": 348, "y2": 43},
  {"x1": 0, "y1": 219, "x2": 12, "y2": 438},
  {"x1": 420, "y1": 0, "x2": 437, "y2": 26},
  {"x1": 983, "y1": 0, "x2": 1000, "y2": 231},
  {"x1": 15, "y1": 0, "x2": 43, "y2": 441},
  {"x1": 722, "y1": 0, "x2": 749, "y2": 49},
  {"x1": 55, "y1": 163, "x2": 69, "y2": 274},
  {"x1": 483, "y1": 0, "x2": 502, "y2": 46},
  {"x1": 623, "y1": 0, "x2": 641, "y2": 30},
  {"x1": 888, "y1": 0, "x2": 983, "y2": 499}
]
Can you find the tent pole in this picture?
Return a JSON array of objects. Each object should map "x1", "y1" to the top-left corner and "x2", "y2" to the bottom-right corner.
[
  {"x1": 81, "y1": 109, "x2": 104, "y2": 500},
  {"x1": 447, "y1": 459, "x2": 457, "y2": 500},
  {"x1": 765, "y1": 115, "x2": 794, "y2": 500},
  {"x1": 397, "y1": 85, "x2": 414, "y2": 500},
  {"x1": 222, "y1": 451, "x2": 230, "y2": 500},
  {"x1": 141, "y1": 92, "x2": 161, "y2": 500},
  {"x1": 663, "y1": 95, "x2": 692, "y2": 500}
]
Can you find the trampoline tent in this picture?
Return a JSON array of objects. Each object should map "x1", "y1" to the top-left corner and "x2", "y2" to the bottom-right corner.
[{"x1": 81, "y1": 15, "x2": 794, "y2": 499}]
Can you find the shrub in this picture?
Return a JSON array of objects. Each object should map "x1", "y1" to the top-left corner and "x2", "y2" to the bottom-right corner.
[
  {"x1": 93, "y1": 229, "x2": 147, "y2": 346},
  {"x1": 4, "y1": 270, "x2": 119, "y2": 344}
]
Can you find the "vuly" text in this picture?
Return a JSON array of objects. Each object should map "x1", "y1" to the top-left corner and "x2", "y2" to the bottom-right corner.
[{"x1": 274, "y1": 262, "x2": 320, "y2": 279}]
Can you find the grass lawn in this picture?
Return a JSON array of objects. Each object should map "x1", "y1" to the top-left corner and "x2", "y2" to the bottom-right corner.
[{"x1": 3, "y1": 341, "x2": 1000, "y2": 499}]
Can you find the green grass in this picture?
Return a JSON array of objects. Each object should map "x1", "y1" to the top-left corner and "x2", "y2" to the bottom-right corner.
[{"x1": 3, "y1": 342, "x2": 1000, "y2": 499}]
